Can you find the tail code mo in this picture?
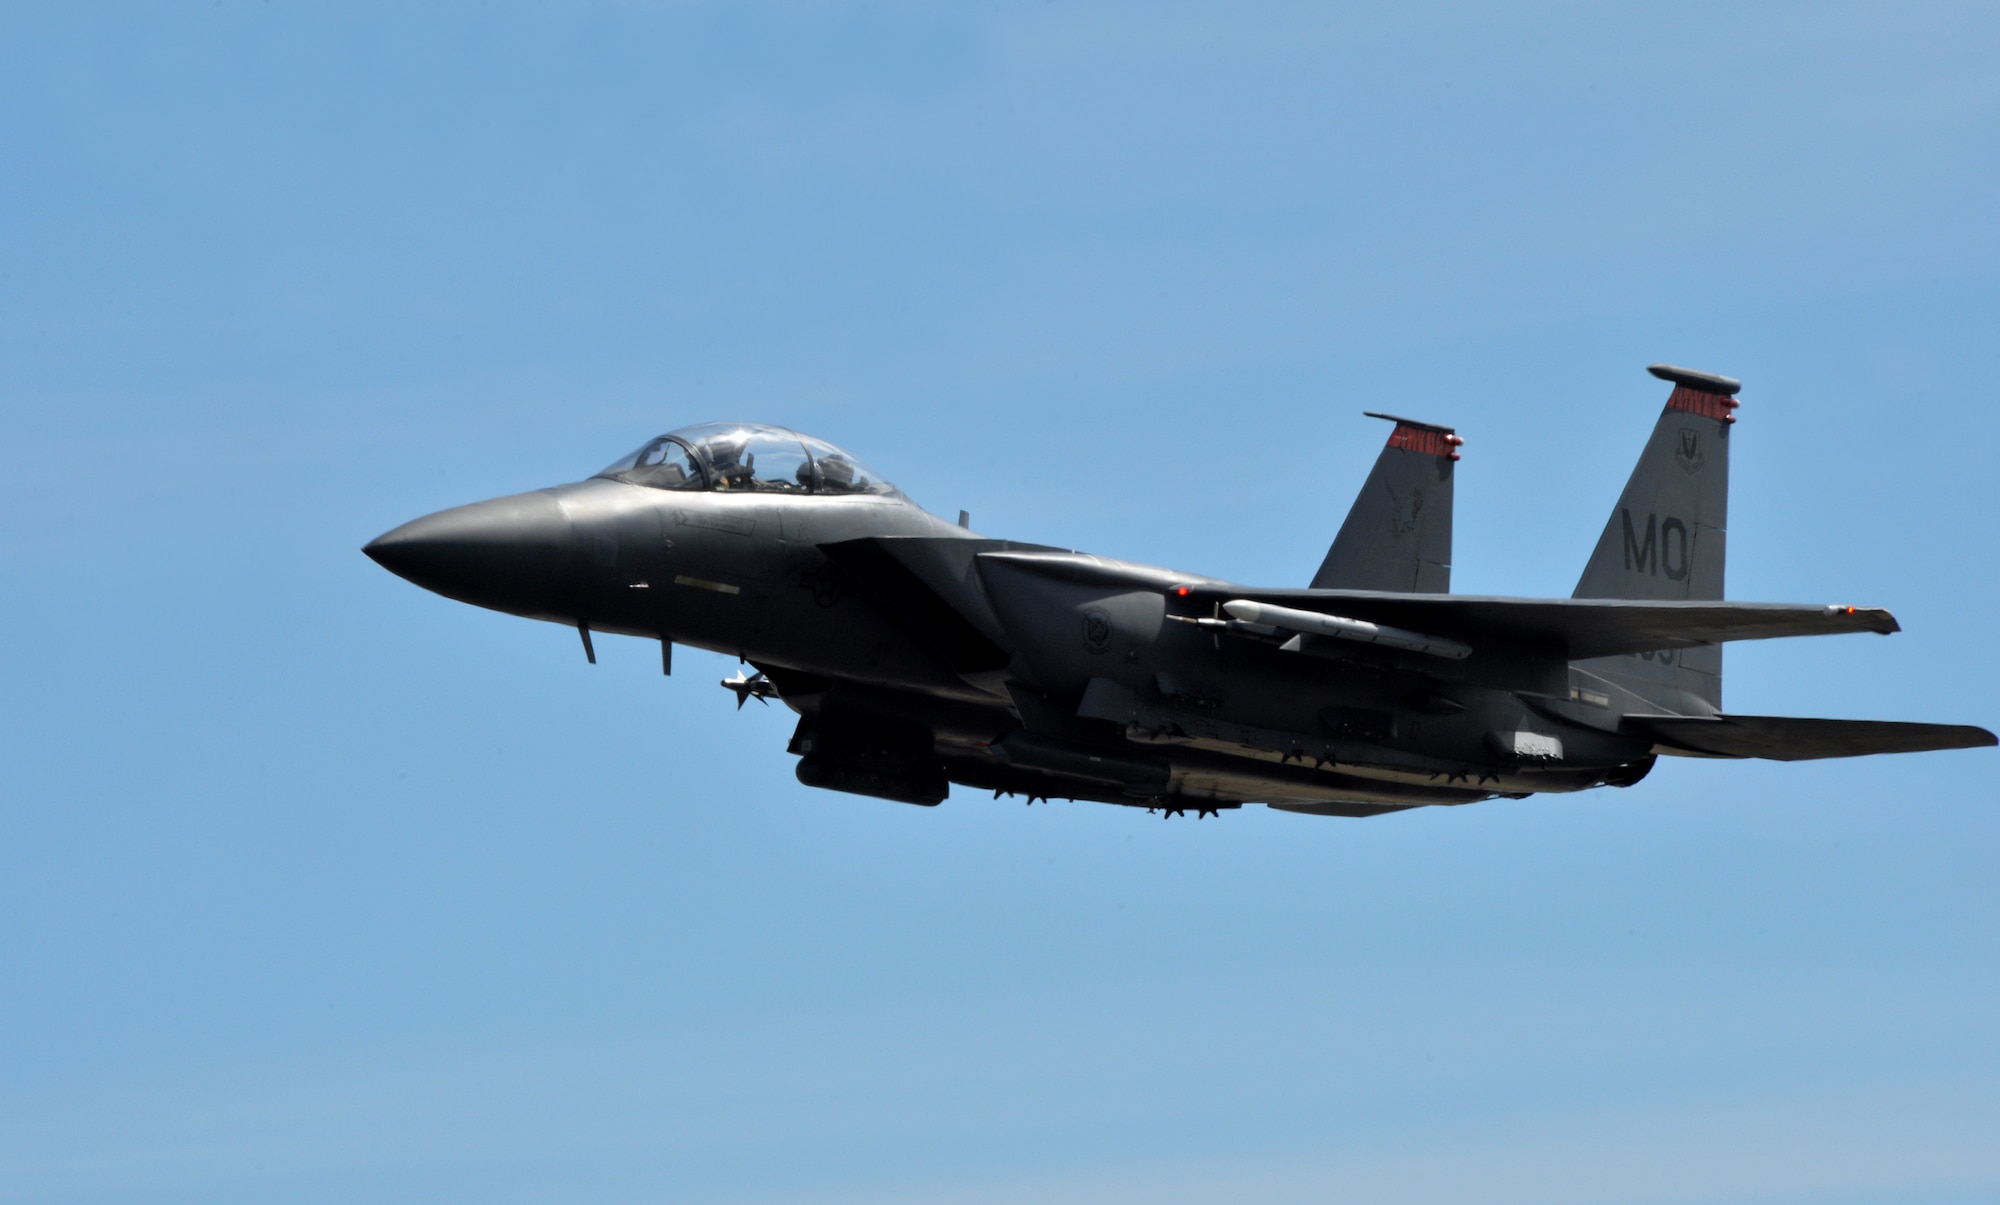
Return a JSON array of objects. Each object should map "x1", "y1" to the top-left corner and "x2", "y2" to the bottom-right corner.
[{"x1": 1621, "y1": 509, "x2": 1689, "y2": 581}]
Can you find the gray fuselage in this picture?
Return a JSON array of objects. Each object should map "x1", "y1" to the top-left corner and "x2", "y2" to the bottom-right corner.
[{"x1": 368, "y1": 474, "x2": 1654, "y2": 814}]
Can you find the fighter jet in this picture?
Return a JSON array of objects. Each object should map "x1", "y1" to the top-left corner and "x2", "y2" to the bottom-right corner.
[{"x1": 364, "y1": 365, "x2": 1993, "y2": 818}]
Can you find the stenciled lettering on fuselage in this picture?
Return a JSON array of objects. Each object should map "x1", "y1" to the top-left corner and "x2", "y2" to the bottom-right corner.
[
  {"x1": 673, "y1": 508, "x2": 756, "y2": 536},
  {"x1": 1620, "y1": 509, "x2": 1690, "y2": 581}
]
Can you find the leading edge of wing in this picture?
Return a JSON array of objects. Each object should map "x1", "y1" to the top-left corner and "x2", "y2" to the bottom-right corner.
[{"x1": 974, "y1": 549, "x2": 1899, "y2": 658}]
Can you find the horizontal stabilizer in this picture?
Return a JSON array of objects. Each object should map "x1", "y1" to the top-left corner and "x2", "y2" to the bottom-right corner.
[{"x1": 1633, "y1": 714, "x2": 1996, "y2": 760}]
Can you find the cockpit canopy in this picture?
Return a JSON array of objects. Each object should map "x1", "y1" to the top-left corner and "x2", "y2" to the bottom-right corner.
[{"x1": 595, "y1": 423, "x2": 900, "y2": 497}]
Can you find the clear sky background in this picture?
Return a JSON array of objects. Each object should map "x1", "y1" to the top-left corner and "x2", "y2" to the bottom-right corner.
[{"x1": 3, "y1": 3, "x2": 1997, "y2": 1203}]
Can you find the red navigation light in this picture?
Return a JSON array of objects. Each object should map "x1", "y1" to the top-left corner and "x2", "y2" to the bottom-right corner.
[{"x1": 1176, "y1": 586, "x2": 1190, "y2": 597}]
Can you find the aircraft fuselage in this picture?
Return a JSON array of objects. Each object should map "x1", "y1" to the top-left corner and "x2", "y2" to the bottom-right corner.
[
  {"x1": 369, "y1": 477, "x2": 1654, "y2": 814},
  {"x1": 366, "y1": 383, "x2": 1991, "y2": 817}
]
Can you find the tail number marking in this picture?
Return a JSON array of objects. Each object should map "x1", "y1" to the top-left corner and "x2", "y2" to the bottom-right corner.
[{"x1": 1620, "y1": 509, "x2": 1689, "y2": 581}]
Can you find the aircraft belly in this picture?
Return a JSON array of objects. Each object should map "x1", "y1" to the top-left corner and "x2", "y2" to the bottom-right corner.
[
  {"x1": 1162, "y1": 756, "x2": 1492, "y2": 808},
  {"x1": 1075, "y1": 676, "x2": 1648, "y2": 796}
]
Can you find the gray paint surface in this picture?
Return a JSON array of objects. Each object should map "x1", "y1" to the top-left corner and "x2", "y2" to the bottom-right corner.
[
  {"x1": 364, "y1": 372, "x2": 1993, "y2": 817},
  {"x1": 1312, "y1": 413, "x2": 1458, "y2": 593}
]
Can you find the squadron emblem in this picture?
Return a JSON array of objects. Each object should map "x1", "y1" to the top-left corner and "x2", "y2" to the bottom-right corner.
[
  {"x1": 1081, "y1": 606, "x2": 1114, "y2": 654},
  {"x1": 799, "y1": 562, "x2": 845, "y2": 608},
  {"x1": 1675, "y1": 427, "x2": 1704, "y2": 475}
]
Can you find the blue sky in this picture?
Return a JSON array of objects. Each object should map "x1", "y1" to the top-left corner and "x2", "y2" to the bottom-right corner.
[{"x1": 2, "y1": 3, "x2": 1997, "y2": 1202}]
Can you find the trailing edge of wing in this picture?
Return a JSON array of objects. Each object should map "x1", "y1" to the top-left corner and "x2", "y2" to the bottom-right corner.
[
  {"x1": 1632, "y1": 715, "x2": 1997, "y2": 761},
  {"x1": 973, "y1": 550, "x2": 1899, "y2": 658}
]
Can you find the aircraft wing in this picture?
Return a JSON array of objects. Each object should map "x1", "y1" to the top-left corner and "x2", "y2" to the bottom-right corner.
[
  {"x1": 1234, "y1": 593, "x2": 1902, "y2": 659},
  {"x1": 973, "y1": 549, "x2": 1900, "y2": 658},
  {"x1": 1630, "y1": 714, "x2": 1997, "y2": 760}
]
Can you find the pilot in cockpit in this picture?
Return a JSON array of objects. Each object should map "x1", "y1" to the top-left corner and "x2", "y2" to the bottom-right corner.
[
  {"x1": 815, "y1": 453, "x2": 859, "y2": 492},
  {"x1": 702, "y1": 433, "x2": 751, "y2": 490},
  {"x1": 596, "y1": 424, "x2": 902, "y2": 499}
]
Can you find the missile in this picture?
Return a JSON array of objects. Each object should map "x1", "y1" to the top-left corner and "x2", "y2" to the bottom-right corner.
[{"x1": 1221, "y1": 599, "x2": 1473, "y2": 660}]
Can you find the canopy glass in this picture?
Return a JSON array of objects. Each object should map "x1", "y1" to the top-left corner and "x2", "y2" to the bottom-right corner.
[{"x1": 596, "y1": 423, "x2": 899, "y2": 496}]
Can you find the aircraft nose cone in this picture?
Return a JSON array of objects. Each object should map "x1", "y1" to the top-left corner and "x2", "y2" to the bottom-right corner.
[{"x1": 364, "y1": 490, "x2": 576, "y2": 615}]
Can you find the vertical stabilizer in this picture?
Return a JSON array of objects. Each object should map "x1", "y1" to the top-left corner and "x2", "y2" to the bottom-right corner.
[
  {"x1": 1572, "y1": 364, "x2": 1738, "y2": 713},
  {"x1": 1311, "y1": 414, "x2": 1459, "y2": 593}
]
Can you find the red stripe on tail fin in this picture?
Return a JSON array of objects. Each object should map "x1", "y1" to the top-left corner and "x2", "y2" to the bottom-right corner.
[
  {"x1": 1665, "y1": 385, "x2": 1739, "y2": 423},
  {"x1": 1384, "y1": 424, "x2": 1464, "y2": 460}
]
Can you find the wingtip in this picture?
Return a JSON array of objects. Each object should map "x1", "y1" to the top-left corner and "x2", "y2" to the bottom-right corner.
[{"x1": 1833, "y1": 605, "x2": 1900, "y2": 634}]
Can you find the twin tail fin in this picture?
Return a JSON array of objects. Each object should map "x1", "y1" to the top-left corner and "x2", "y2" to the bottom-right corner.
[
  {"x1": 1312, "y1": 413, "x2": 1460, "y2": 593},
  {"x1": 1572, "y1": 364, "x2": 1739, "y2": 712}
]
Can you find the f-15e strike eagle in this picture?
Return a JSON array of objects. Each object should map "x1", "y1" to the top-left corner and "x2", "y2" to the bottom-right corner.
[{"x1": 365, "y1": 365, "x2": 1993, "y2": 818}]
